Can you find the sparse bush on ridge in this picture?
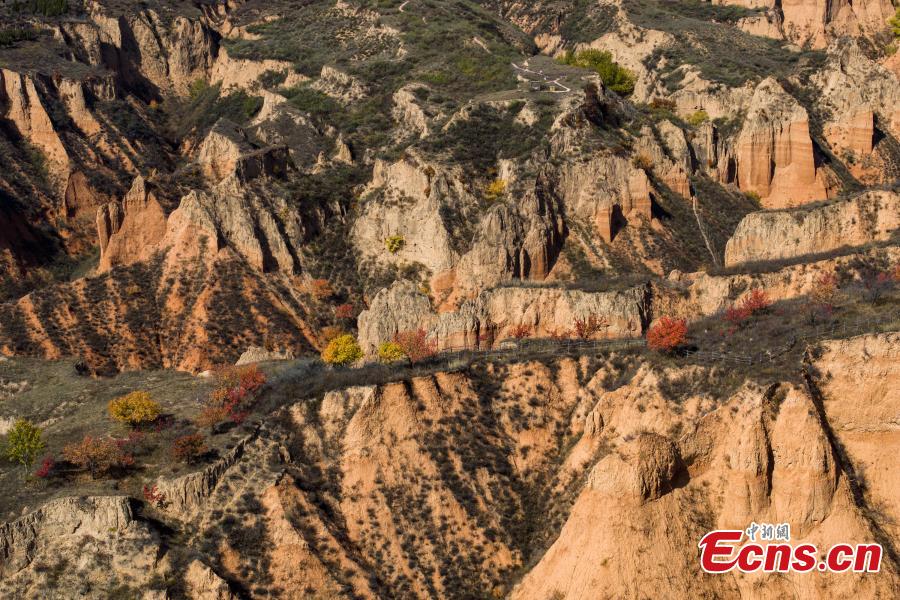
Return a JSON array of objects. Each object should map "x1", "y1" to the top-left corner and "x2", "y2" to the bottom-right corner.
[
  {"x1": 335, "y1": 303, "x2": 354, "y2": 320},
  {"x1": 484, "y1": 179, "x2": 507, "y2": 202},
  {"x1": 721, "y1": 288, "x2": 771, "y2": 330},
  {"x1": 686, "y1": 110, "x2": 709, "y2": 126},
  {"x1": 509, "y1": 324, "x2": 531, "y2": 340},
  {"x1": 573, "y1": 314, "x2": 609, "y2": 339},
  {"x1": 322, "y1": 334, "x2": 363, "y2": 366},
  {"x1": 0, "y1": 27, "x2": 38, "y2": 47},
  {"x1": 108, "y1": 391, "x2": 161, "y2": 428},
  {"x1": 196, "y1": 365, "x2": 267, "y2": 431},
  {"x1": 631, "y1": 152, "x2": 654, "y2": 171}
]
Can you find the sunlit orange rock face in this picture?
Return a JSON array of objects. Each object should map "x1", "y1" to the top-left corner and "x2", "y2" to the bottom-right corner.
[{"x1": 735, "y1": 79, "x2": 828, "y2": 208}]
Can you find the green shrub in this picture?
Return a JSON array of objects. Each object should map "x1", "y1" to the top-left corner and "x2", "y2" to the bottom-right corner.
[
  {"x1": 15, "y1": 0, "x2": 68, "y2": 17},
  {"x1": 166, "y1": 80, "x2": 262, "y2": 140},
  {"x1": 558, "y1": 49, "x2": 636, "y2": 95},
  {"x1": 0, "y1": 27, "x2": 38, "y2": 47},
  {"x1": 4, "y1": 419, "x2": 45, "y2": 469},
  {"x1": 686, "y1": 110, "x2": 709, "y2": 127},
  {"x1": 385, "y1": 235, "x2": 405, "y2": 254},
  {"x1": 890, "y1": 7, "x2": 900, "y2": 39},
  {"x1": 377, "y1": 341, "x2": 406, "y2": 363},
  {"x1": 322, "y1": 334, "x2": 363, "y2": 366}
]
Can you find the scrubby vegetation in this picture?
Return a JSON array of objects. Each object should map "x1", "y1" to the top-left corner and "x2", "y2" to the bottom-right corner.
[
  {"x1": 171, "y1": 433, "x2": 207, "y2": 464},
  {"x1": 558, "y1": 49, "x2": 636, "y2": 95},
  {"x1": 423, "y1": 103, "x2": 552, "y2": 174},
  {"x1": 196, "y1": 365, "x2": 267, "y2": 431},
  {"x1": 385, "y1": 235, "x2": 406, "y2": 254},
  {"x1": 0, "y1": 27, "x2": 38, "y2": 47},
  {"x1": 483, "y1": 178, "x2": 508, "y2": 202},
  {"x1": 393, "y1": 329, "x2": 437, "y2": 364},
  {"x1": 165, "y1": 80, "x2": 263, "y2": 140},
  {"x1": 11, "y1": 0, "x2": 68, "y2": 17},
  {"x1": 628, "y1": 0, "x2": 824, "y2": 89}
]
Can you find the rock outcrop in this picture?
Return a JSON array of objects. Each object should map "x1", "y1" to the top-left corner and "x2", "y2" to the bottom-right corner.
[
  {"x1": 357, "y1": 279, "x2": 650, "y2": 355},
  {"x1": 235, "y1": 346, "x2": 295, "y2": 366},
  {"x1": 735, "y1": 78, "x2": 829, "y2": 208},
  {"x1": 586, "y1": 433, "x2": 685, "y2": 504},
  {"x1": 724, "y1": 189, "x2": 900, "y2": 266},
  {"x1": 96, "y1": 176, "x2": 168, "y2": 272},
  {"x1": 197, "y1": 119, "x2": 293, "y2": 185},
  {"x1": 717, "y1": 0, "x2": 896, "y2": 48},
  {"x1": 813, "y1": 39, "x2": 900, "y2": 182},
  {"x1": 661, "y1": 245, "x2": 900, "y2": 318},
  {"x1": 353, "y1": 155, "x2": 469, "y2": 277},
  {"x1": 551, "y1": 148, "x2": 652, "y2": 243},
  {"x1": 0, "y1": 69, "x2": 69, "y2": 182},
  {"x1": 812, "y1": 333, "x2": 900, "y2": 542},
  {"x1": 0, "y1": 496, "x2": 159, "y2": 595},
  {"x1": 512, "y1": 378, "x2": 900, "y2": 599}
]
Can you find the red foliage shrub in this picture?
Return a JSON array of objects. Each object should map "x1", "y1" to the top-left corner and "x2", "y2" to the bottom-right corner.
[
  {"x1": 548, "y1": 328, "x2": 568, "y2": 341},
  {"x1": 647, "y1": 317, "x2": 687, "y2": 352},
  {"x1": 171, "y1": 433, "x2": 208, "y2": 464},
  {"x1": 393, "y1": 329, "x2": 437, "y2": 363},
  {"x1": 723, "y1": 305, "x2": 750, "y2": 327},
  {"x1": 334, "y1": 303, "x2": 354, "y2": 320},
  {"x1": 509, "y1": 324, "x2": 531, "y2": 339},
  {"x1": 142, "y1": 484, "x2": 166, "y2": 507},
  {"x1": 197, "y1": 365, "x2": 267, "y2": 430},
  {"x1": 573, "y1": 314, "x2": 609, "y2": 339},
  {"x1": 34, "y1": 455, "x2": 55, "y2": 479},
  {"x1": 741, "y1": 289, "x2": 771, "y2": 314}
]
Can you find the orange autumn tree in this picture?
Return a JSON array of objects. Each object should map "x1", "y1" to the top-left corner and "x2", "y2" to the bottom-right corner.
[
  {"x1": 63, "y1": 436, "x2": 133, "y2": 479},
  {"x1": 647, "y1": 317, "x2": 687, "y2": 353},
  {"x1": 393, "y1": 329, "x2": 437, "y2": 364}
]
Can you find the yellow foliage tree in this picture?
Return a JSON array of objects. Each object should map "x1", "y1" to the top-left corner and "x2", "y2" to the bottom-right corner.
[
  {"x1": 322, "y1": 334, "x2": 363, "y2": 366},
  {"x1": 108, "y1": 391, "x2": 161, "y2": 427},
  {"x1": 377, "y1": 341, "x2": 406, "y2": 363},
  {"x1": 484, "y1": 178, "x2": 507, "y2": 202}
]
